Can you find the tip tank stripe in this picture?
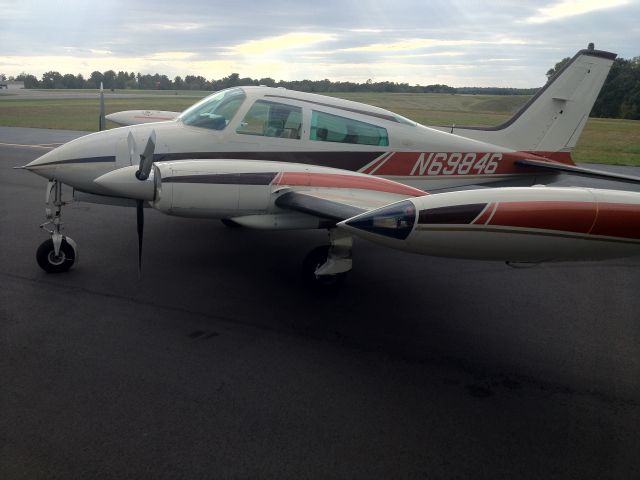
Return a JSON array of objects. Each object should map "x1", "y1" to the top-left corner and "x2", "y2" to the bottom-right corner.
[
  {"x1": 418, "y1": 203, "x2": 488, "y2": 225},
  {"x1": 471, "y1": 202, "x2": 497, "y2": 225},
  {"x1": 590, "y1": 203, "x2": 640, "y2": 240},
  {"x1": 485, "y1": 201, "x2": 640, "y2": 240}
]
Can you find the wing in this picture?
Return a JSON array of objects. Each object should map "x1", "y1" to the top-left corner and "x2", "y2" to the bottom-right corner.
[
  {"x1": 274, "y1": 186, "x2": 427, "y2": 221},
  {"x1": 271, "y1": 170, "x2": 426, "y2": 222},
  {"x1": 275, "y1": 192, "x2": 365, "y2": 221}
]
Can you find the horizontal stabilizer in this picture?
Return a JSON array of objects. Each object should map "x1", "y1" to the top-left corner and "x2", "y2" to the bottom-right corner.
[
  {"x1": 106, "y1": 110, "x2": 180, "y2": 126},
  {"x1": 515, "y1": 159, "x2": 640, "y2": 185}
]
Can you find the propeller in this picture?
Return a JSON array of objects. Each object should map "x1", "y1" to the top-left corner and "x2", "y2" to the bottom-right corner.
[
  {"x1": 136, "y1": 130, "x2": 156, "y2": 180},
  {"x1": 129, "y1": 130, "x2": 156, "y2": 277}
]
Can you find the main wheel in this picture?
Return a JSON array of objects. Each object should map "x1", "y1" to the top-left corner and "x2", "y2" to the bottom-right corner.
[
  {"x1": 302, "y1": 245, "x2": 347, "y2": 288},
  {"x1": 36, "y1": 238, "x2": 77, "y2": 273}
]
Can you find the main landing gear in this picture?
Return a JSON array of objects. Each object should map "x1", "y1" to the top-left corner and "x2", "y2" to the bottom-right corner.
[
  {"x1": 302, "y1": 228, "x2": 353, "y2": 287},
  {"x1": 36, "y1": 180, "x2": 78, "y2": 273}
]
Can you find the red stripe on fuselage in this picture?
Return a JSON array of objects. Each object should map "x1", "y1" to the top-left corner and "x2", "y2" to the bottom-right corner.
[
  {"x1": 361, "y1": 152, "x2": 393, "y2": 175},
  {"x1": 364, "y1": 151, "x2": 565, "y2": 177},
  {"x1": 275, "y1": 172, "x2": 426, "y2": 197}
]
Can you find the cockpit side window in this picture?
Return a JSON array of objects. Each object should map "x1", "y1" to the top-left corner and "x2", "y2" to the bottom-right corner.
[
  {"x1": 179, "y1": 88, "x2": 246, "y2": 130},
  {"x1": 310, "y1": 110, "x2": 389, "y2": 146},
  {"x1": 236, "y1": 100, "x2": 302, "y2": 139}
]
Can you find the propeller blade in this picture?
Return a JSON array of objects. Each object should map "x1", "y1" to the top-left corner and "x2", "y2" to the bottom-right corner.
[
  {"x1": 127, "y1": 131, "x2": 138, "y2": 165},
  {"x1": 136, "y1": 199, "x2": 144, "y2": 277},
  {"x1": 136, "y1": 130, "x2": 156, "y2": 181}
]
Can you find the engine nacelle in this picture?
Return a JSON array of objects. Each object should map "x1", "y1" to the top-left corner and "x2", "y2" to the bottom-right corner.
[
  {"x1": 94, "y1": 160, "x2": 280, "y2": 218},
  {"x1": 152, "y1": 161, "x2": 274, "y2": 218}
]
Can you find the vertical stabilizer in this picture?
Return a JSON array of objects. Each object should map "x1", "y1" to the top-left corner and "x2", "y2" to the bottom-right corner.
[{"x1": 441, "y1": 46, "x2": 616, "y2": 163}]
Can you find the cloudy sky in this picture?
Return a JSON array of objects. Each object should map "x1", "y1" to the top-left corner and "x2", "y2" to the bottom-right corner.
[{"x1": 1, "y1": 0, "x2": 639, "y2": 87}]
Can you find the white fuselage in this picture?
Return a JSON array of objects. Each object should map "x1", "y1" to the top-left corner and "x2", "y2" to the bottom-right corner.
[{"x1": 25, "y1": 86, "x2": 543, "y2": 197}]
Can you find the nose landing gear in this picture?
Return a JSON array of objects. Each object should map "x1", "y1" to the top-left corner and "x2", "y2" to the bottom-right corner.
[{"x1": 36, "y1": 180, "x2": 78, "y2": 273}]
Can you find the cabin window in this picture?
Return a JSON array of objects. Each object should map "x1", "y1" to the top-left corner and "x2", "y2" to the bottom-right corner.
[
  {"x1": 236, "y1": 100, "x2": 302, "y2": 139},
  {"x1": 310, "y1": 111, "x2": 389, "y2": 146},
  {"x1": 179, "y1": 88, "x2": 246, "y2": 130}
]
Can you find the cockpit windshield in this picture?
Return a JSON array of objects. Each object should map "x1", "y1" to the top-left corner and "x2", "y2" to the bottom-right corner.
[{"x1": 179, "y1": 88, "x2": 246, "y2": 130}]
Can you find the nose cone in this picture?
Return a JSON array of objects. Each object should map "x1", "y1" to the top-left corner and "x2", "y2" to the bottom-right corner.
[
  {"x1": 24, "y1": 147, "x2": 63, "y2": 179},
  {"x1": 21, "y1": 123, "x2": 174, "y2": 193},
  {"x1": 22, "y1": 130, "x2": 123, "y2": 191}
]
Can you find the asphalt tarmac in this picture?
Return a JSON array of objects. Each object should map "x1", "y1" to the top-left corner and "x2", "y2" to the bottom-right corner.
[{"x1": 1, "y1": 127, "x2": 639, "y2": 479}]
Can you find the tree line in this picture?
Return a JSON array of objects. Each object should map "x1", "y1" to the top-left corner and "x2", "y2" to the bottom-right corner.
[
  {"x1": 9, "y1": 70, "x2": 537, "y2": 96},
  {"x1": 6, "y1": 54, "x2": 640, "y2": 119},
  {"x1": 10, "y1": 70, "x2": 462, "y2": 94}
]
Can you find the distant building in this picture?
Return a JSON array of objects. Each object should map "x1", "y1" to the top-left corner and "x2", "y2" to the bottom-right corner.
[{"x1": 0, "y1": 81, "x2": 25, "y2": 90}]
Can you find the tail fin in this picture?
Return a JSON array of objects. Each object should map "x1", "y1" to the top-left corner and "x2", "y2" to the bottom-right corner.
[{"x1": 443, "y1": 46, "x2": 616, "y2": 163}]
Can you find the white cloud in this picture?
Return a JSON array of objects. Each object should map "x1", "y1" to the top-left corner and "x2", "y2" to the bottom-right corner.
[
  {"x1": 147, "y1": 51, "x2": 197, "y2": 61},
  {"x1": 143, "y1": 22, "x2": 204, "y2": 31},
  {"x1": 339, "y1": 37, "x2": 529, "y2": 53},
  {"x1": 383, "y1": 51, "x2": 465, "y2": 59},
  {"x1": 525, "y1": 0, "x2": 629, "y2": 23},
  {"x1": 224, "y1": 32, "x2": 337, "y2": 56}
]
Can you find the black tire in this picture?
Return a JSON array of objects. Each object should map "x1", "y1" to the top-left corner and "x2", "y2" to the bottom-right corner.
[
  {"x1": 220, "y1": 218, "x2": 243, "y2": 228},
  {"x1": 302, "y1": 245, "x2": 347, "y2": 288},
  {"x1": 36, "y1": 238, "x2": 76, "y2": 273}
]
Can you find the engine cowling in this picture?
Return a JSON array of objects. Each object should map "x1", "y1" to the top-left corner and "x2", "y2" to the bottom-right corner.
[
  {"x1": 152, "y1": 162, "x2": 275, "y2": 218},
  {"x1": 94, "y1": 160, "x2": 277, "y2": 218}
]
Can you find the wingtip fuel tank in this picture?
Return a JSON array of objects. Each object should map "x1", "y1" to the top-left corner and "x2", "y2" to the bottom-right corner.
[{"x1": 340, "y1": 187, "x2": 640, "y2": 262}]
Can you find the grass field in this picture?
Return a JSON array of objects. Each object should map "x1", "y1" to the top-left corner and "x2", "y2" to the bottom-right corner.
[{"x1": 1, "y1": 90, "x2": 638, "y2": 166}]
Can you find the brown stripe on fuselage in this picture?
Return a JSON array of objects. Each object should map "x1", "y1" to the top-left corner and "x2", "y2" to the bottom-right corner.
[{"x1": 157, "y1": 151, "x2": 385, "y2": 172}]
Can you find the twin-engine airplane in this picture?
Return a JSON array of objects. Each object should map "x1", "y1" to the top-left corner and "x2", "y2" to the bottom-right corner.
[{"x1": 21, "y1": 45, "x2": 640, "y2": 284}]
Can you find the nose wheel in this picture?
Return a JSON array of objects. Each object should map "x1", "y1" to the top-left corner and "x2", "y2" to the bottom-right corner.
[
  {"x1": 36, "y1": 237, "x2": 78, "y2": 273},
  {"x1": 37, "y1": 180, "x2": 78, "y2": 273}
]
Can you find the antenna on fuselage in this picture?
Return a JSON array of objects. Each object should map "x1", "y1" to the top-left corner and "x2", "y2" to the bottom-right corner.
[{"x1": 99, "y1": 82, "x2": 106, "y2": 131}]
